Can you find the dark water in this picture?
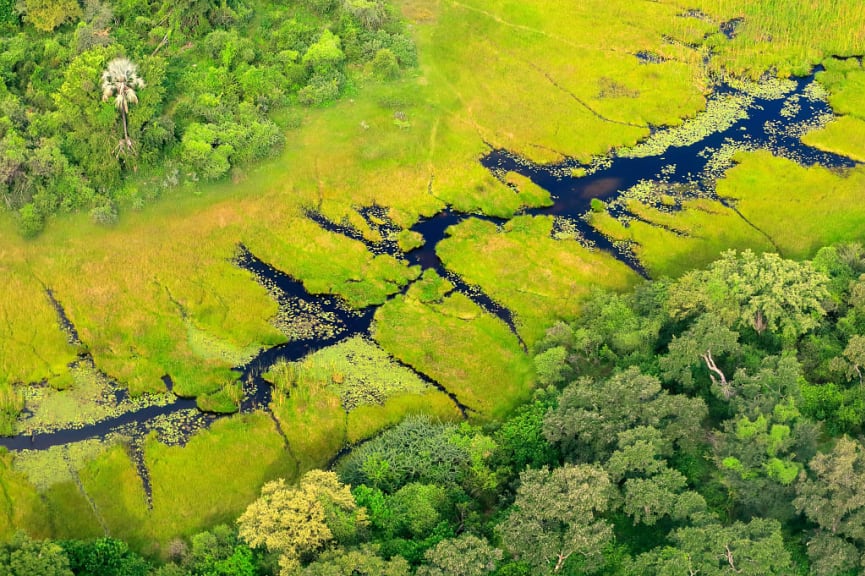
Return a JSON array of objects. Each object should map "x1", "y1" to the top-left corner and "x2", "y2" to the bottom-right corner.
[{"x1": 1, "y1": 70, "x2": 859, "y2": 497}]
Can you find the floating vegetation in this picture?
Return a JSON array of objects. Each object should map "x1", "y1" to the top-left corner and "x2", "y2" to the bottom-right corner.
[
  {"x1": 780, "y1": 95, "x2": 802, "y2": 119},
  {"x1": 620, "y1": 93, "x2": 753, "y2": 158},
  {"x1": 142, "y1": 409, "x2": 211, "y2": 446},
  {"x1": 701, "y1": 139, "x2": 756, "y2": 180},
  {"x1": 551, "y1": 217, "x2": 590, "y2": 245},
  {"x1": 803, "y1": 80, "x2": 830, "y2": 102},
  {"x1": 265, "y1": 337, "x2": 430, "y2": 411},
  {"x1": 272, "y1": 295, "x2": 346, "y2": 342},
  {"x1": 725, "y1": 75, "x2": 797, "y2": 100},
  {"x1": 17, "y1": 362, "x2": 173, "y2": 436},
  {"x1": 13, "y1": 439, "x2": 109, "y2": 491}
]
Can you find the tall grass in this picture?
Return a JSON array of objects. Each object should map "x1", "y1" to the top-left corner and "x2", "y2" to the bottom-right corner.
[{"x1": 680, "y1": 0, "x2": 865, "y2": 77}]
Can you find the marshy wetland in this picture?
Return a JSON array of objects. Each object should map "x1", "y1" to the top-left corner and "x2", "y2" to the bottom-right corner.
[{"x1": 2, "y1": 0, "x2": 865, "y2": 555}]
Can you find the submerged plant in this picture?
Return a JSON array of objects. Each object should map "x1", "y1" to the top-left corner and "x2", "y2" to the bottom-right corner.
[{"x1": 101, "y1": 57, "x2": 145, "y2": 156}]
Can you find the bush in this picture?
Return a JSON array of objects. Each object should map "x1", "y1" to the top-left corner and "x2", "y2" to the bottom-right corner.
[
  {"x1": 89, "y1": 201, "x2": 118, "y2": 226},
  {"x1": 298, "y1": 71, "x2": 343, "y2": 105},
  {"x1": 18, "y1": 203, "x2": 45, "y2": 238},
  {"x1": 372, "y1": 48, "x2": 399, "y2": 79}
]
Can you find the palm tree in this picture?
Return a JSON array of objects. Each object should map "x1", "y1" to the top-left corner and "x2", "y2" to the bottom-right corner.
[{"x1": 101, "y1": 57, "x2": 145, "y2": 155}]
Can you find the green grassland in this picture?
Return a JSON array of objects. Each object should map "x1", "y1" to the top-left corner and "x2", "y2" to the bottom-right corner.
[
  {"x1": 436, "y1": 215, "x2": 639, "y2": 345},
  {"x1": 717, "y1": 151, "x2": 865, "y2": 259},
  {"x1": 1, "y1": 0, "x2": 865, "y2": 552},
  {"x1": 587, "y1": 198, "x2": 777, "y2": 278}
]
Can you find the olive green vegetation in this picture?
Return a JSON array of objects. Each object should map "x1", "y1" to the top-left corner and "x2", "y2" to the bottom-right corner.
[
  {"x1": 436, "y1": 215, "x2": 639, "y2": 345},
  {"x1": 587, "y1": 198, "x2": 776, "y2": 278},
  {"x1": 267, "y1": 336, "x2": 430, "y2": 410},
  {"x1": 373, "y1": 271, "x2": 534, "y2": 418},
  {"x1": 676, "y1": 0, "x2": 865, "y2": 78},
  {"x1": 802, "y1": 58, "x2": 865, "y2": 161},
  {"x1": 1, "y1": 0, "x2": 865, "y2": 553},
  {"x1": 717, "y1": 151, "x2": 865, "y2": 259}
]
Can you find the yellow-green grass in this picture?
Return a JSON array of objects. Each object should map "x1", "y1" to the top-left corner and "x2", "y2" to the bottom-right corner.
[
  {"x1": 17, "y1": 411, "x2": 294, "y2": 552},
  {"x1": 414, "y1": 0, "x2": 710, "y2": 164},
  {"x1": 0, "y1": 0, "x2": 760, "y2": 409},
  {"x1": 79, "y1": 444, "x2": 151, "y2": 550},
  {"x1": 373, "y1": 272, "x2": 534, "y2": 418},
  {"x1": 817, "y1": 57, "x2": 865, "y2": 119},
  {"x1": 268, "y1": 336, "x2": 430, "y2": 410},
  {"x1": 0, "y1": 452, "x2": 52, "y2": 540},
  {"x1": 672, "y1": 0, "x2": 865, "y2": 78},
  {"x1": 717, "y1": 151, "x2": 865, "y2": 259},
  {"x1": 802, "y1": 116, "x2": 865, "y2": 163},
  {"x1": 41, "y1": 480, "x2": 104, "y2": 540},
  {"x1": 802, "y1": 60, "x2": 865, "y2": 161},
  {"x1": 345, "y1": 392, "x2": 462, "y2": 445},
  {"x1": 436, "y1": 215, "x2": 639, "y2": 345},
  {"x1": 588, "y1": 198, "x2": 776, "y2": 278},
  {"x1": 137, "y1": 412, "x2": 296, "y2": 549}
]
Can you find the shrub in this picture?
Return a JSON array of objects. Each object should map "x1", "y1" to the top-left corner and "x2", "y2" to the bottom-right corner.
[
  {"x1": 298, "y1": 71, "x2": 343, "y2": 105},
  {"x1": 372, "y1": 48, "x2": 399, "y2": 79},
  {"x1": 18, "y1": 203, "x2": 45, "y2": 238}
]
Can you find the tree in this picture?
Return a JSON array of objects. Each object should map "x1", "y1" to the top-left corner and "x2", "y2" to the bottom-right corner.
[
  {"x1": 632, "y1": 518, "x2": 793, "y2": 575},
  {"x1": 186, "y1": 524, "x2": 257, "y2": 576},
  {"x1": 61, "y1": 538, "x2": 150, "y2": 576},
  {"x1": 497, "y1": 464, "x2": 614, "y2": 574},
  {"x1": 0, "y1": 533, "x2": 72, "y2": 576},
  {"x1": 101, "y1": 57, "x2": 145, "y2": 155},
  {"x1": 607, "y1": 426, "x2": 709, "y2": 526},
  {"x1": 668, "y1": 250, "x2": 829, "y2": 344},
  {"x1": 794, "y1": 436, "x2": 865, "y2": 572},
  {"x1": 21, "y1": 0, "x2": 79, "y2": 31},
  {"x1": 660, "y1": 314, "x2": 740, "y2": 397},
  {"x1": 301, "y1": 545, "x2": 409, "y2": 575},
  {"x1": 417, "y1": 534, "x2": 503, "y2": 576},
  {"x1": 337, "y1": 416, "x2": 474, "y2": 492},
  {"x1": 543, "y1": 367, "x2": 706, "y2": 463},
  {"x1": 237, "y1": 470, "x2": 365, "y2": 575}
]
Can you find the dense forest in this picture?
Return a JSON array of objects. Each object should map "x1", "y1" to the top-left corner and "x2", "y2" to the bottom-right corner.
[
  {"x1": 0, "y1": 0, "x2": 415, "y2": 236},
  {"x1": 6, "y1": 245, "x2": 865, "y2": 575}
]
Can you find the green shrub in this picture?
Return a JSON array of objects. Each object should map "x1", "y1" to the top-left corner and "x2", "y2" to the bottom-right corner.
[
  {"x1": 89, "y1": 201, "x2": 118, "y2": 226},
  {"x1": 18, "y1": 203, "x2": 45, "y2": 238},
  {"x1": 372, "y1": 48, "x2": 399, "y2": 79},
  {"x1": 298, "y1": 71, "x2": 343, "y2": 105}
]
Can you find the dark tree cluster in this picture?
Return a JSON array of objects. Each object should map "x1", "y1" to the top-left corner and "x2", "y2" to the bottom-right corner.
[{"x1": 0, "y1": 0, "x2": 416, "y2": 236}]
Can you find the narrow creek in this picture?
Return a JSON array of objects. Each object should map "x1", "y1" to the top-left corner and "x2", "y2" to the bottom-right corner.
[{"x1": 0, "y1": 67, "x2": 859, "y2": 500}]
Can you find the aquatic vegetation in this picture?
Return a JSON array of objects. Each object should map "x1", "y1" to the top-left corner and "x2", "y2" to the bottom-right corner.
[
  {"x1": 12, "y1": 439, "x2": 108, "y2": 492},
  {"x1": 265, "y1": 337, "x2": 429, "y2": 411},
  {"x1": 16, "y1": 362, "x2": 173, "y2": 436},
  {"x1": 620, "y1": 93, "x2": 753, "y2": 158}
]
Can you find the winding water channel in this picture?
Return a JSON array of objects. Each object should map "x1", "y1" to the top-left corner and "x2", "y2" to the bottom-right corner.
[{"x1": 1, "y1": 68, "x2": 859, "y2": 499}]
